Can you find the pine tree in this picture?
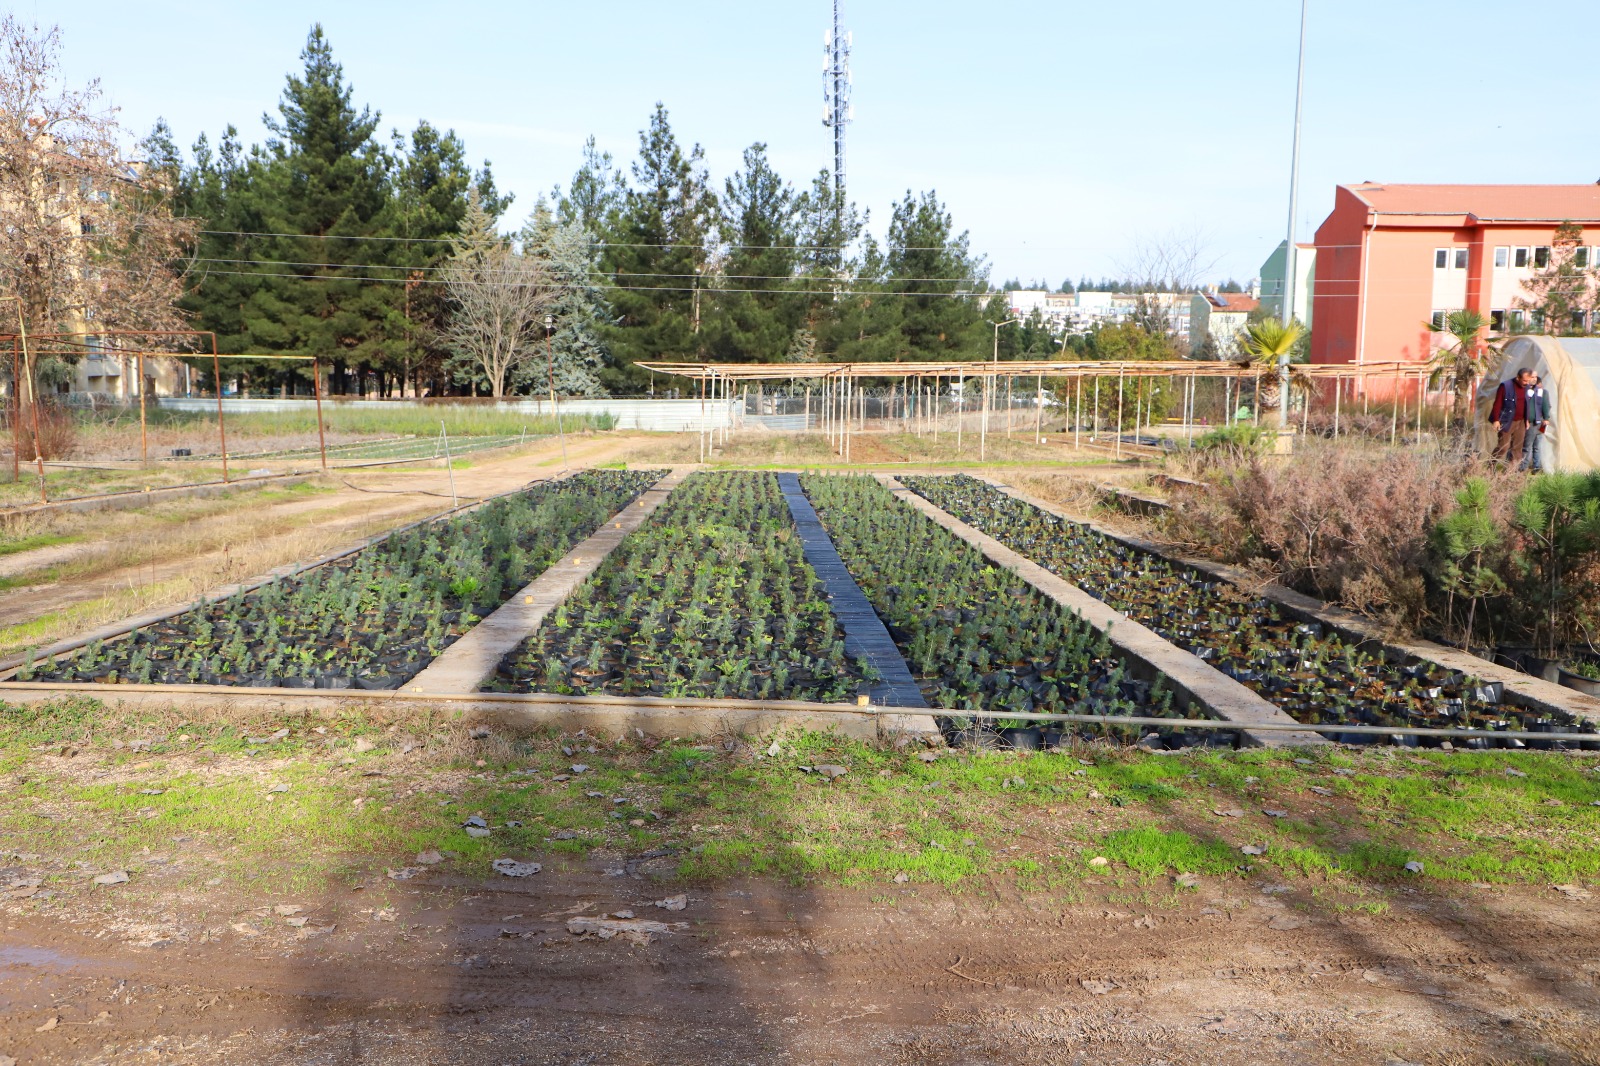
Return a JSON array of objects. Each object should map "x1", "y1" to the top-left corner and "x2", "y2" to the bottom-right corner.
[
  {"x1": 248, "y1": 24, "x2": 397, "y2": 395},
  {"x1": 704, "y1": 144, "x2": 800, "y2": 363},
  {"x1": 391, "y1": 121, "x2": 506, "y2": 395},
  {"x1": 602, "y1": 104, "x2": 717, "y2": 391}
]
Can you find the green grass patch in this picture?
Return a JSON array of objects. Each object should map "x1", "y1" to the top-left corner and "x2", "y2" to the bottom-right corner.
[{"x1": 0, "y1": 532, "x2": 81, "y2": 557}]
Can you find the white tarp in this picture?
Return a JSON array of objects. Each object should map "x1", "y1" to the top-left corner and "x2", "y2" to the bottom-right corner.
[{"x1": 1476, "y1": 336, "x2": 1600, "y2": 472}]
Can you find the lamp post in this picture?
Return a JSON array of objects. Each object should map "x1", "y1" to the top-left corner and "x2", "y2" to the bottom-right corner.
[
  {"x1": 545, "y1": 313, "x2": 567, "y2": 468},
  {"x1": 1279, "y1": 0, "x2": 1309, "y2": 429},
  {"x1": 982, "y1": 317, "x2": 1021, "y2": 460}
]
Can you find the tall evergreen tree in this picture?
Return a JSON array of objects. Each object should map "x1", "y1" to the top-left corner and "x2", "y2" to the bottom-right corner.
[
  {"x1": 390, "y1": 121, "x2": 506, "y2": 395},
  {"x1": 602, "y1": 104, "x2": 717, "y2": 392},
  {"x1": 521, "y1": 198, "x2": 610, "y2": 397},
  {"x1": 705, "y1": 144, "x2": 800, "y2": 363}
]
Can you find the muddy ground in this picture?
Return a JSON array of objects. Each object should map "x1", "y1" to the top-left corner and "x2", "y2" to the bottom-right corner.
[{"x1": 2, "y1": 857, "x2": 1597, "y2": 1065}]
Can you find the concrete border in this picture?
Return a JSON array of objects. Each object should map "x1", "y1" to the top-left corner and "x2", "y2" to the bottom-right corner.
[
  {"x1": 978, "y1": 475, "x2": 1600, "y2": 729},
  {"x1": 878, "y1": 476, "x2": 1324, "y2": 748},
  {"x1": 0, "y1": 471, "x2": 592, "y2": 678},
  {"x1": 407, "y1": 469, "x2": 690, "y2": 694},
  {"x1": 0, "y1": 682, "x2": 927, "y2": 742}
]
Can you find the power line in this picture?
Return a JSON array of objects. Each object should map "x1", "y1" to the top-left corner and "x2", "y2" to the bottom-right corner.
[{"x1": 180, "y1": 255, "x2": 990, "y2": 286}]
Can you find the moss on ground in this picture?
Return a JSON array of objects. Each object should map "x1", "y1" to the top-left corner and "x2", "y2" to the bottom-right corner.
[{"x1": 1, "y1": 699, "x2": 1596, "y2": 905}]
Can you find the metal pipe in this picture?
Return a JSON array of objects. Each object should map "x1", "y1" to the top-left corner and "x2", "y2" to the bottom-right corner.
[{"x1": 210, "y1": 337, "x2": 229, "y2": 484}]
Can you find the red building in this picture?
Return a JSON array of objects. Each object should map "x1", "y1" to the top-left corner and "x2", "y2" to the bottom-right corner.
[{"x1": 1309, "y1": 183, "x2": 1600, "y2": 371}]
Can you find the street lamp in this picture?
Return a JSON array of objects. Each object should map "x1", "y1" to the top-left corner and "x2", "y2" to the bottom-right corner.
[
  {"x1": 544, "y1": 313, "x2": 567, "y2": 467},
  {"x1": 981, "y1": 317, "x2": 1021, "y2": 459},
  {"x1": 1279, "y1": 0, "x2": 1309, "y2": 429}
]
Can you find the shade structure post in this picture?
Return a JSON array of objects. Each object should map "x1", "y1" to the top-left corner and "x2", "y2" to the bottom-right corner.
[
  {"x1": 957, "y1": 371, "x2": 965, "y2": 454},
  {"x1": 137, "y1": 352, "x2": 148, "y2": 466},
  {"x1": 1115, "y1": 367, "x2": 1125, "y2": 459},
  {"x1": 1416, "y1": 370, "x2": 1424, "y2": 440},
  {"x1": 1091, "y1": 375, "x2": 1099, "y2": 443},
  {"x1": 1333, "y1": 372, "x2": 1342, "y2": 437},
  {"x1": 980, "y1": 370, "x2": 990, "y2": 461},
  {"x1": 1035, "y1": 373, "x2": 1044, "y2": 443},
  {"x1": 10, "y1": 339, "x2": 19, "y2": 484},
  {"x1": 1391, "y1": 364, "x2": 1401, "y2": 445},
  {"x1": 211, "y1": 342, "x2": 229, "y2": 484},
  {"x1": 1006, "y1": 374, "x2": 1014, "y2": 439},
  {"x1": 1074, "y1": 375, "x2": 1082, "y2": 450},
  {"x1": 312, "y1": 355, "x2": 328, "y2": 472}
]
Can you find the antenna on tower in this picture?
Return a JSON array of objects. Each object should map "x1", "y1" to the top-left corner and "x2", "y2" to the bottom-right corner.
[{"x1": 821, "y1": 0, "x2": 852, "y2": 200}]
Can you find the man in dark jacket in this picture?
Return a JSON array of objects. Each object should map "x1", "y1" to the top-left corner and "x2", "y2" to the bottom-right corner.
[
  {"x1": 1490, "y1": 367, "x2": 1545, "y2": 464},
  {"x1": 1520, "y1": 373, "x2": 1553, "y2": 471}
]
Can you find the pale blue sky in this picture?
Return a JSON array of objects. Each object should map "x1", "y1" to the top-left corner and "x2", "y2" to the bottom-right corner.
[{"x1": 32, "y1": 0, "x2": 1592, "y2": 286}]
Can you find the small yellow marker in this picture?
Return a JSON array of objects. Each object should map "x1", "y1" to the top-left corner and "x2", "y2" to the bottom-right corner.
[
  {"x1": 856, "y1": 695, "x2": 870, "y2": 706},
  {"x1": 524, "y1": 595, "x2": 534, "y2": 604}
]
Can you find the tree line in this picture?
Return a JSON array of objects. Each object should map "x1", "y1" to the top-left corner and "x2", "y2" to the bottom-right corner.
[{"x1": 162, "y1": 27, "x2": 1006, "y2": 397}]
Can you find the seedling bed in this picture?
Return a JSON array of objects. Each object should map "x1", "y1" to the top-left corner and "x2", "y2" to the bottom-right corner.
[
  {"x1": 800, "y1": 475, "x2": 1197, "y2": 748},
  {"x1": 902, "y1": 475, "x2": 1593, "y2": 748},
  {"x1": 18, "y1": 469, "x2": 663, "y2": 690},
  {"x1": 487, "y1": 471, "x2": 879, "y2": 701}
]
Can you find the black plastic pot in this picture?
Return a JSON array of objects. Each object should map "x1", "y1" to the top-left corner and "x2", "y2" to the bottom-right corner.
[
  {"x1": 1557, "y1": 665, "x2": 1600, "y2": 698},
  {"x1": 1006, "y1": 727, "x2": 1043, "y2": 751}
]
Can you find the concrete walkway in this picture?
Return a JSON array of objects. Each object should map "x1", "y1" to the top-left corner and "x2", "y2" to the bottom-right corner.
[
  {"x1": 406, "y1": 469, "x2": 690, "y2": 695},
  {"x1": 776, "y1": 473, "x2": 928, "y2": 709},
  {"x1": 881, "y1": 476, "x2": 1325, "y2": 748}
]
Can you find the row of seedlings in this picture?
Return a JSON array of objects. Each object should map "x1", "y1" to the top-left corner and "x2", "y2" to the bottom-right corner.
[
  {"x1": 486, "y1": 471, "x2": 880, "y2": 701},
  {"x1": 800, "y1": 474, "x2": 1198, "y2": 749},
  {"x1": 21, "y1": 470, "x2": 663, "y2": 690},
  {"x1": 901, "y1": 475, "x2": 1593, "y2": 749}
]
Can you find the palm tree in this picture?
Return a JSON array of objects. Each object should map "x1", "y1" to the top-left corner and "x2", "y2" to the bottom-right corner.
[
  {"x1": 1235, "y1": 318, "x2": 1306, "y2": 417},
  {"x1": 1425, "y1": 309, "x2": 1497, "y2": 429}
]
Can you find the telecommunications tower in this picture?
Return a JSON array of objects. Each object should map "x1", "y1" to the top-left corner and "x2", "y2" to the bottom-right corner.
[{"x1": 822, "y1": 0, "x2": 853, "y2": 197}]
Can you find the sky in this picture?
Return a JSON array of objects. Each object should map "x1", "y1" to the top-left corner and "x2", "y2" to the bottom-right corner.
[{"x1": 30, "y1": 0, "x2": 1599, "y2": 288}]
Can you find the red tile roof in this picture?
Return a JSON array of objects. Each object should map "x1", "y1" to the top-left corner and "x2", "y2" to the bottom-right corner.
[
  {"x1": 1344, "y1": 183, "x2": 1600, "y2": 222},
  {"x1": 1205, "y1": 293, "x2": 1259, "y2": 313}
]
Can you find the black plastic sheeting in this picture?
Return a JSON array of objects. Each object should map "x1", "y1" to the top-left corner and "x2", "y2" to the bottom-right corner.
[{"x1": 777, "y1": 473, "x2": 928, "y2": 709}]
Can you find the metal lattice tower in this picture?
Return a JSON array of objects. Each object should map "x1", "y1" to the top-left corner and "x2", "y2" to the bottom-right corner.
[{"x1": 821, "y1": 0, "x2": 853, "y2": 197}]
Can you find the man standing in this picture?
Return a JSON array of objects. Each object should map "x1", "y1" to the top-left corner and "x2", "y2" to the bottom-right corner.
[
  {"x1": 1520, "y1": 373, "x2": 1552, "y2": 472},
  {"x1": 1490, "y1": 367, "x2": 1538, "y2": 464}
]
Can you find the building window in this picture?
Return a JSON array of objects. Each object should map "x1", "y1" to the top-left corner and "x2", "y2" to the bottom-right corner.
[
  {"x1": 1572, "y1": 310, "x2": 1588, "y2": 332},
  {"x1": 1430, "y1": 311, "x2": 1447, "y2": 330},
  {"x1": 1434, "y1": 249, "x2": 1449, "y2": 269},
  {"x1": 1534, "y1": 246, "x2": 1551, "y2": 268},
  {"x1": 1577, "y1": 247, "x2": 1591, "y2": 268},
  {"x1": 1454, "y1": 248, "x2": 1468, "y2": 269},
  {"x1": 1509, "y1": 310, "x2": 1526, "y2": 331},
  {"x1": 1514, "y1": 247, "x2": 1529, "y2": 268},
  {"x1": 1494, "y1": 247, "x2": 1509, "y2": 268},
  {"x1": 1491, "y1": 309, "x2": 1507, "y2": 331}
]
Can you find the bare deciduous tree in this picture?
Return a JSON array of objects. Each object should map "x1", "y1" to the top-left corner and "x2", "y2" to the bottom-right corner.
[
  {"x1": 440, "y1": 196, "x2": 556, "y2": 398},
  {"x1": 0, "y1": 17, "x2": 193, "y2": 342},
  {"x1": 1114, "y1": 226, "x2": 1221, "y2": 338}
]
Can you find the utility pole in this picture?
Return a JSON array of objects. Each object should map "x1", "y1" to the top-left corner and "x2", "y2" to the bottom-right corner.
[
  {"x1": 822, "y1": 0, "x2": 853, "y2": 200},
  {"x1": 1279, "y1": 0, "x2": 1309, "y2": 429}
]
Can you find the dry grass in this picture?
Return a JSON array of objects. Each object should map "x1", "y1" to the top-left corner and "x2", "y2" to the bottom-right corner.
[{"x1": 0, "y1": 483, "x2": 443, "y2": 657}]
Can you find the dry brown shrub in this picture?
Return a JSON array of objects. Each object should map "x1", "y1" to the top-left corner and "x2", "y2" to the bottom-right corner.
[
  {"x1": 12, "y1": 401, "x2": 77, "y2": 460},
  {"x1": 1164, "y1": 441, "x2": 1518, "y2": 635}
]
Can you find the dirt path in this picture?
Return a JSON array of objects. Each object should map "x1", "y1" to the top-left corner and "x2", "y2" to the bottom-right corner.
[
  {"x1": 0, "y1": 432, "x2": 657, "y2": 640},
  {"x1": 1, "y1": 863, "x2": 1595, "y2": 1065}
]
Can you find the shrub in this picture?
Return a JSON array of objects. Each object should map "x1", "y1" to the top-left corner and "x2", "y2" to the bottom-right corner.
[
  {"x1": 12, "y1": 400, "x2": 78, "y2": 460},
  {"x1": 1164, "y1": 442, "x2": 1516, "y2": 635}
]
